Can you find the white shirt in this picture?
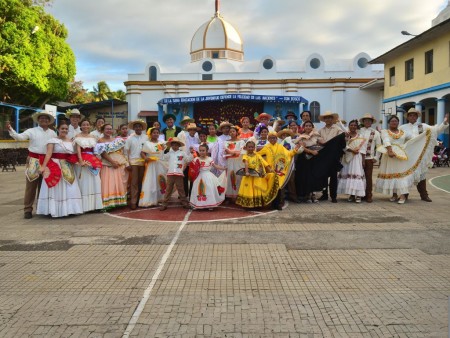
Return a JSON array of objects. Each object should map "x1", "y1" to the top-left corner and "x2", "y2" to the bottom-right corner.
[
  {"x1": 9, "y1": 126, "x2": 57, "y2": 154},
  {"x1": 68, "y1": 125, "x2": 81, "y2": 139},
  {"x1": 183, "y1": 133, "x2": 200, "y2": 155},
  {"x1": 161, "y1": 149, "x2": 193, "y2": 176},
  {"x1": 359, "y1": 127, "x2": 382, "y2": 160},
  {"x1": 318, "y1": 124, "x2": 343, "y2": 143},
  {"x1": 90, "y1": 130, "x2": 103, "y2": 140},
  {"x1": 399, "y1": 121, "x2": 448, "y2": 137},
  {"x1": 124, "y1": 133, "x2": 148, "y2": 166}
]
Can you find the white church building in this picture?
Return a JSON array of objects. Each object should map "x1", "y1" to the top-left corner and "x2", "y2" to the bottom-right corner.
[{"x1": 125, "y1": 1, "x2": 384, "y2": 129}]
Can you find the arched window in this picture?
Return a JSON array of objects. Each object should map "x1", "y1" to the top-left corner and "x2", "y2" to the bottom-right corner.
[
  {"x1": 310, "y1": 101, "x2": 320, "y2": 122},
  {"x1": 149, "y1": 66, "x2": 157, "y2": 81}
]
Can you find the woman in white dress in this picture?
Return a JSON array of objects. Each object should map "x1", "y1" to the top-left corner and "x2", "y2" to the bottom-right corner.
[
  {"x1": 95, "y1": 124, "x2": 129, "y2": 209},
  {"x1": 73, "y1": 119, "x2": 104, "y2": 212},
  {"x1": 223, "y1": 126, "x2": 245, "y2": 199},
  {"x1": 190, "y1": 144, "x2": 227, "y2": 210},
  {"x1": 375, "y1": 115, "x2": 414, "y2": 204},
  {"x1": 37, "y1": 122, "x2": 83, "y2": 217},
  {"x1": 337, "y1": 119, "x2": 367, "y2": 202},
  {"x1": 139, "y1": 128, "x2": 168, "y2": 207}
]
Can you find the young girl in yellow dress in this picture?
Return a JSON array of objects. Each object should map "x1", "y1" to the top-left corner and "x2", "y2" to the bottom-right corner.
[{"x1": 235, "y1": 140, "x2": 279, "y2": 208}]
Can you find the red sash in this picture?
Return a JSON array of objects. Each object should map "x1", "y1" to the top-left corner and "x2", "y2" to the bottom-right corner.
[{"x1": 51, "y1": 153, "x2": 78, "y2": 164}]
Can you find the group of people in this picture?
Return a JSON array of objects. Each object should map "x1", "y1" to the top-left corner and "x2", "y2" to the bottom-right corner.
[{"x1": 7, "y1": 106, "x2": 448, "y2": 218}]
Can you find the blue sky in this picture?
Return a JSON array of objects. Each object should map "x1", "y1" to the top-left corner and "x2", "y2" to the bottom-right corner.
[{"x1": 48, "y1": 0, "x2": 448, "y2": 91}]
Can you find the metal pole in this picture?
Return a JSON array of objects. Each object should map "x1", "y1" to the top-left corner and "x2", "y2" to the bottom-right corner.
[
  {"x1": 111, "y1": 99, "x2": 114, "y2": 128},
  {"x1": 15, "y1": 108, "x2": 20, "y2": 131}
]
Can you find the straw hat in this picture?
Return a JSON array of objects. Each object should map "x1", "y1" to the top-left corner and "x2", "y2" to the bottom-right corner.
[
  {"x1": 217, "y1": 121, "x2": 233, "y2": 132},
  {"x1": 180, "y1": 115, "x2": 195, "y2": 125},
  {"x1": 162, "y1": 113, "x2": 177, "y2": 122},
  {"x1": 255, "y1": 112, "x2": 273, "y2": 122},
  {"x1": 359, "y1": 113, "x2": 377, "y2": 124},
  {"x1": 277, "y1": 129, "x2": 294, "y2": 138},
  {"x1": 186, "y1": 123, "x2": 198, "y2": 130},
  {"x1": 32, "y1": 110, "x2": 55, "y2": 124},
  {"x1": 318, "y1": 111, "x2": 339, "y2": 122},
  {"x1": 405, "y1": 107, "x2": 422, "y2": 118},
  {"x1": 65, "y1": 108, "x2": 83, "y2": 119},
  {"x1": 128, "y1": 119, "x2": 148, "y2": 130},
  {"x1": 166, "y1": 137, "x2": 185, "y2": 147}
]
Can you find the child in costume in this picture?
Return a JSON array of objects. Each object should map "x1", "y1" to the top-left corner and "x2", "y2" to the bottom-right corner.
[
  {"x1": 235, "y1": 140, "x2": 279, "y2": 208},
  {"x1": 189, "y1": 144, "x2": 227, "y2": 210},
  {"x1": 159, "y1": 137, "x2": 193, "y2": 211}
]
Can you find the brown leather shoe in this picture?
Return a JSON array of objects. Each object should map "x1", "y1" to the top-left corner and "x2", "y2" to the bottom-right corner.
[
  {"x1": 159, "y1": 205, "x2": 167, "y2": 211},
  {"x1": 130, "y1": 204, "x2": 137, "y2": 210},
  {"x1": 24, "y1": 212, "x2": 32, "y2": 219},
  {"x1": 366, "y1": 197, "x2": 373, "y2": 203},
  {"x1": 421, "y1": 196, "x2": 432, "y2": 202}
]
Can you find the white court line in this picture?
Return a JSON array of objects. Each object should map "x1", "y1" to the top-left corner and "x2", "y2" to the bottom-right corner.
[
  {"x1": 429, "y1": 174, "x2": 450, "y2": 194},
  {"x1": 122, "y1": 209, "x2": 192, "y2": 338}
]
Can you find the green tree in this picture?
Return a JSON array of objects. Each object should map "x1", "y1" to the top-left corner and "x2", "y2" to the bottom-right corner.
[
  {"x1": 0, "y1": 0, "x2": 76, "y2": 106},
  {"x1": 113, "y1": 89, "x2": 126, "y2": 101},
  {"x1": 91, "y1": 81, "x2": 112, "y2": 101}
]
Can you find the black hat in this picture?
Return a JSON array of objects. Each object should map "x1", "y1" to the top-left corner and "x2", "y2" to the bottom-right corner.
[
  {"x1": 285, "y1": 111, "x2": 297, "y2": 120},
  {"x1": 162, "y1": 113, "x2": 177, "y2": 122}
]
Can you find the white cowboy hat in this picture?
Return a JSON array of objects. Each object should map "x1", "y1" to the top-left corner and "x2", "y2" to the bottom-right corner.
[
  {"x1": 405, "y1": 107, "x2": 422, "y2": 118},
  {"x1": 359, "y1": 113, "x2": 377, "y2": 124},
  {"x1": 32, "y1": 110, "x2": 55, "y2": 124},
  {"x1": 65, "y1": 108, "x2": 83, "y2": 119}
]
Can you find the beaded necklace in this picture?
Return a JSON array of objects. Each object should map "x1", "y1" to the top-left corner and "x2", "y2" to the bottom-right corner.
[{"x1": 387, "y1": 129, "x2": 404, "y2": 139}]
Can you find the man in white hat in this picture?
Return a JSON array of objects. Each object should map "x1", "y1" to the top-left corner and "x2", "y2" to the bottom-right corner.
[
  {"x1": 6, "y1": 111, "x2": 57, "y2": 218},
  {"x1": 124, "y1": 120, "x2": 148, "y2": 209},
  {"x1": 399, "y1": 108, "x2": 449, "y2": 202},
  {"x1": 66, "y1": 108, "x2": 83, "y2": 139},
  {"x1": 359, "y1": 113, "x2": 382, "y2": 203},
  {"x1": 317, "y1": 111, "x2": 344, "y2": 203}
]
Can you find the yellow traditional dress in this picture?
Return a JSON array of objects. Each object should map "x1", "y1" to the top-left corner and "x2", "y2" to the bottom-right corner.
[
  {"x1": 257, "y1": 142, "x2": 298, "y2": 188},
  {"x1": 235, "y1": 153, "x2": 279, "y2": 208}
]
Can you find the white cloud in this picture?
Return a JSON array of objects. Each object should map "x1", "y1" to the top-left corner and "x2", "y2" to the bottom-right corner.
[{"x1": 48, "y1": 0, "x2": 447, "y2": 91}]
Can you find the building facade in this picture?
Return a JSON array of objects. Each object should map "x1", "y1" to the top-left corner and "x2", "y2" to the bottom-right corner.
[
  {"x1": 370, "y1": 2, "x2": 450, "y2": 143},
  {"x1": 125, "y1": 1, "x2": 384, "y2": 129}
]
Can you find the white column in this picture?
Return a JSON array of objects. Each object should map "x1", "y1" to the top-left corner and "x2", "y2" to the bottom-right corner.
[
  {"x1": 437, "y1": 98, "x2": 446, "y2": 123},
  {"x1": 332, "y1": 84, "x2": 345, "y2": 120},
  {"x1": 397, "y1": 106, "x2": 404, "y2": 125},
  {"x1": 415, "y1": 103, "x2": 423, "y2": 123}
]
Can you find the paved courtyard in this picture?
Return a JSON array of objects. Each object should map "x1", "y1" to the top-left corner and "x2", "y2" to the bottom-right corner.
[{"x1": 0, "y1": 166, "x2": 449, "y2": 337}]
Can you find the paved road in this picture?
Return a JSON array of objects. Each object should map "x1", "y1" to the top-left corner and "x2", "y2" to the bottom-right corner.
[{"x1": 0, "y1": 166, "x2": 449, "y2": 337}]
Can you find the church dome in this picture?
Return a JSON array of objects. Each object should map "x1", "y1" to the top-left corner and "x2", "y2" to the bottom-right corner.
[{"x1": 190, "y1": 1, "x2": 244, "y2": 62}]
